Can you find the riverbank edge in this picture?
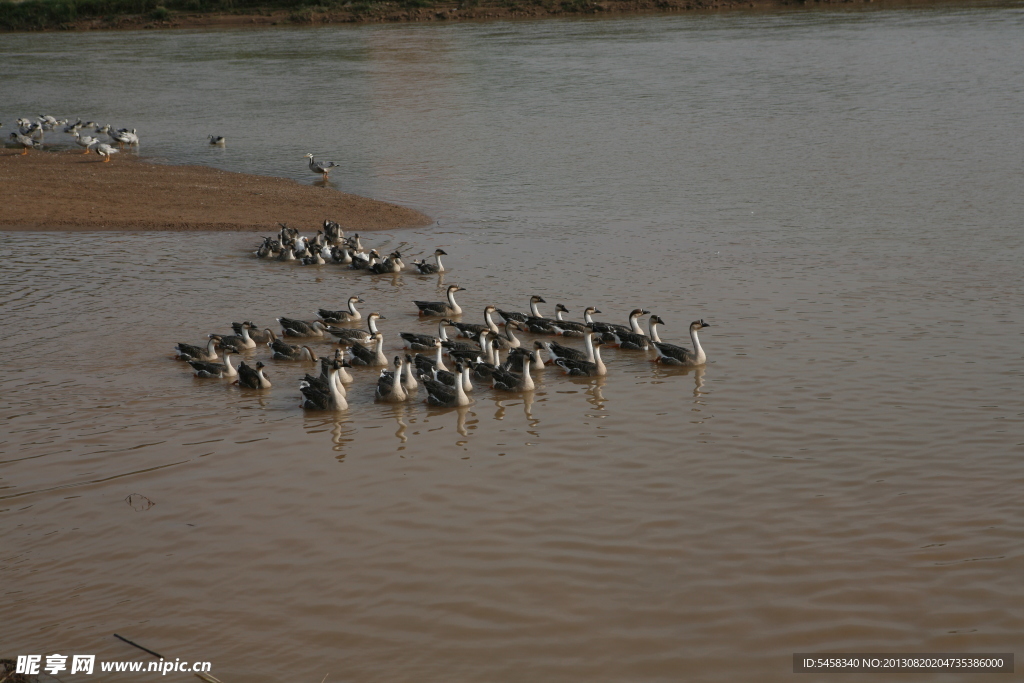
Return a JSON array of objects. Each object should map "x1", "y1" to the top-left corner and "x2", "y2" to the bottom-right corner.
[
  {"x1": 0, "y1": 0, "x2": 985, "y2": 33},
  {"x1": 0, "y1": 149, "x2": 431, "y2": 232}
]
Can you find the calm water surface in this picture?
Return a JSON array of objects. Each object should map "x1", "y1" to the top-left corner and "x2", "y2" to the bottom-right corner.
[{"x1": 2, "y1": 5, "x2": 1023, "y2": 681}]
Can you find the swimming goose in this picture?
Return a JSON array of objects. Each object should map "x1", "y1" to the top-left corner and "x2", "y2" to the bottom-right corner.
[
  {"x1": 236, "y1": 361, "x2": 272, "y2": 388},
  {"x1": 175, "y1": 335, "x2": 223, "y2": 361},
  {"x1": 422, "y1": 361, "x2": 472, "y2": 407},
  {"x1": 347, "y1": 332, "x2": 387, "y2": 366},
  {"x1": 430, "y1": 361, "x2": 474, "y2": 394},
  {"x1": 188, "y1": 346, "x2": 240, "y2": 378},
  {"x1": 208, "y1": 135, "x2": 226, "y2": 146},
  {"x1": 412, "y1": 249, "x2": 447, "y2": 274},
  {"x1": 237, "y1": 322, "x2": 275, "y2": 344},
  {"x1": 400, "y1": 318, "x2": 449, "y2": 351},
  {"x1": 94, "y1": 144, "x2": 118, "y2": 162},
  {"x1": 370, "y1": 251, "x2": 405, "y2": 274},
  {"x1": 305, "y1": 153, "x2": 339, "y2": 179},
  {"x1": 550, "y1": 306, "x2": 601, "y2": 337},
  {"x1": 301, "y1": 359, "x2": 348, "y2": 410},
  {"x1": 323, "y1": 220, "x2": 345, "y2": 245},
  {"x1": 269, "y1": 339, "x2": 318, "y2": 361},
  {"x1": 278, "y1": 317, "x2": 328, "y2": 338},
  {"x1": 490, "y1": 320, "x2": 523, "y2": 350},
  {"x1": 590, "y1": 308, "x2": 649, "y2": 340},
  {"x1": 653, "y1": 319, "x2": 710, "y2": 366},
  {"x1": 331, "y1": 246, "x2": 354, "y2": 264},
  {"x1": 300, "y1": 251, "x2": 326, "y2": 266},
  {"x1": 611, "y1": 315, "x2": 652, "y2": 350},
  {"x1": 402, "y1": 354, "x2": 419, "y2": 391},
  {"x1": 540, "y1": 329, "x2": 597, "y2": 364},
  {"x1": 328, "y1": 311, "x2": 384, "y2": 344},
  {"x1": 413, "y1": 339, "x2": 450, "y2": 374},
  {"x1": 496, "y1": 295, "x2": 546, "y2": 324},
  {"x1": 217, "y1": 322, "x2": 257, "y2": 349},
  {"x1": 9, "y1": 132, "x2": 41, "y2": 154},
  {"x1": 491, "y1": 348, "x2": 536, "y2": 391},
  {"x1": 555, "y1": 339, "x2": 607, "y2": 377},
  {"x1": 318, "y1": 296, "x2": 364, "y2": 323},
  {"x1": 376, "y1": 356, "x2": 410, "y2": 402},
  {"x1": 448, "y1": 305, "x2": 499, "y2": 338},
  {"x1": 349, "y1": 249, "x2": 380, "y2": 271},
  {"x1": 415, "y1": 284, "x2": 465, "y2": 317}
]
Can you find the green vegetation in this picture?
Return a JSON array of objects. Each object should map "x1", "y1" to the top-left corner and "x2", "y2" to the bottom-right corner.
[
  {"x1": 0, "y1": 0, "x2": 610, "y2": 30},
  {"x1": 0, "y1": 0, "x2": 341, "y2": 30}
]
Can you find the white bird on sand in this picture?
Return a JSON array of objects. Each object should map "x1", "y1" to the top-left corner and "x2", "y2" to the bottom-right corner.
[
  {"x1": 305, "y1": 153, "x2": 339, "y2": 179},
  {"x1": 95, "y1": 143, "x2": 119, "y2": 162}
]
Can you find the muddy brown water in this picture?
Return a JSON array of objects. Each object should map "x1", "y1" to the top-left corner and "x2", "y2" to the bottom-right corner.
[{"x1": 2, "y1": 5, "x2": 1023, "y2": 681}]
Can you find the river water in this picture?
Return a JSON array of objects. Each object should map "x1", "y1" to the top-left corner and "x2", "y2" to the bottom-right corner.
[{"x1": 2, "y1": 4, "x2": 1023, "y2": 681}]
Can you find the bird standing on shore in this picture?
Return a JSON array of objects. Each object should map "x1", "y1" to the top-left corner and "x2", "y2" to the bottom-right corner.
[
  {"x1": 9, "y1": 132, "x2": 41, "y2": 155},
  {"x1": 306, "y1": 153, "x2": 339, "y2": 179},
  {"x1": 95, "y1": 143, "x2": 119, "y2": 162}
]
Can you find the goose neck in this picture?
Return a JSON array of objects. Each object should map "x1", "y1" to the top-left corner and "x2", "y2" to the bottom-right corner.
[
  {"x1": 690, "y1": 327, "x2": 706, "y2": 364},
  {"x1": 649, "y1": 320, "x2": 662, "y2": 343},
  {"x1": 529, "y1": 300, "x2": 543, "y2": 318},
  {"x1": 584, "y1": 333, "x2": 595, "y2": 362},
  {"x1": 392, "y1": 362, "x2": 406, "y2": 399}
]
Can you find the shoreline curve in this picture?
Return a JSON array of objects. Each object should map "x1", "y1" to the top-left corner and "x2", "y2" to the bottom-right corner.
[{"x1": 0, "y1": 149, "x2": 431, "y2": 232}]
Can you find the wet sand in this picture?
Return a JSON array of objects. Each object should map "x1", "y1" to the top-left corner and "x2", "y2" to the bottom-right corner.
[{"x1": 0, "y1": 149, "x2": 430, "y2": 231}]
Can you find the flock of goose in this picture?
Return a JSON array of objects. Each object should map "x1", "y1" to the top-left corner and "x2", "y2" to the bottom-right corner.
[
  {"x1": 175, "y1": 221, "x2": 711, "y2": 411},
  {"x1": 4, "y1": 114, "x2": 142, "y2": 161}
]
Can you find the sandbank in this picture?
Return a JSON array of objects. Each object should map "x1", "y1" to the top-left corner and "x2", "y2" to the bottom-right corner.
[{"x1": 0, "y1": 149, "x2": 430, "y2": 232}]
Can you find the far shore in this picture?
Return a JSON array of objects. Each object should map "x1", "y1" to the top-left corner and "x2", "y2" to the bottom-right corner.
[
  {"x1": 0, "y1": 149, "x2": 430, "y2": 232},
  {"x1": 0, "y1": 0, "x2": 983, "y2": 33}
]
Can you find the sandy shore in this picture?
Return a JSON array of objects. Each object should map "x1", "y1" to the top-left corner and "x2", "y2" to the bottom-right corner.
[{"x1": 0, "y1": 149, "x2": 430, "y2": 232}]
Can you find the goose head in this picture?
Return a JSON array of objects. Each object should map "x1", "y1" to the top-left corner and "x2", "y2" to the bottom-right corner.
[
  {"x1": 691, "y1": 319, "x2": 711, "y2": 330},
  {"x1": 585, "y1": 306, "x2": 602, "y2": 315},
  {"x1": 629, "y1": 308, "x2": 650, "y2": 320},
  {"x1": 555, "y1": 304, "x2": 570, "y2": 314},
  {"x1": 530, "y1": 295, "x2": 546, "y2": 304},
  {"x1": 448, "y1": 285, "x2": 465, "y2": 293},
  {"x1": 434, "y1": 249, "x2": 448, "y2": 256}
]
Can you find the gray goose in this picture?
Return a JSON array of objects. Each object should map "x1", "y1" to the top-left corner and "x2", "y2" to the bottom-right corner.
[
  {"x1": 412, "y1": 249, "x2": 447, "y2": 274},
  {"x1": 422, "y1": 362, "x2": 472, "y2": 407},
  {"x1": 236, "y1": 361, "x2": 272, "y2": 388},
  {"x1": 328, "y1": 312, "x2": 384, "y2": 345},
  {"x1": 414, "y1": 285, "x2": 465, "y2": 317},
  {"x1": 448, "y1": 305, "x2": 499, "y2": 339},
  {"x1": 653, "y1": 319, "x2": 710, "y2": 367},
  {"x1": 376, "y1": 356, "x2": 410, "y2": 402},
  {"x1": 269, "y1": 339, "x2": 318, "y2": 361},
  {"x1": 347, "y1": 332, "x2": 387, "y2": 366},
  {"x1": 491, "y1": 349, "x2": 536, "y2": 392},
  {"x1": 550, "y1": 306, "x2": 601, "y2": 337},
  {"x1": 188, "y1": 346, "x2": 240, "y2": 378},
  {"x1": 278, "y1": 317, "x2": 328, "y2": 338},
  {"x1": 555, "y1": 339, "x2": 607, "y2": 377},
  {"x1": 496, "y1": 295, "x2": 546, "y2": 324},
  {"x1": 318, "y1": 296, "x2": 364, "y2": 323},
  {"x1": 301, "y1": 359, "x2": 348, "y2": 410},
  {"x1": 175, "y1": 336, "x2": 222, "y2": 361}
]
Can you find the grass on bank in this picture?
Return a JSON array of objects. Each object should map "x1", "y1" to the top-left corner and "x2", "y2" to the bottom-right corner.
[{"x1": 0, "y1": 0, "x2": 617, "y2": 30}]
